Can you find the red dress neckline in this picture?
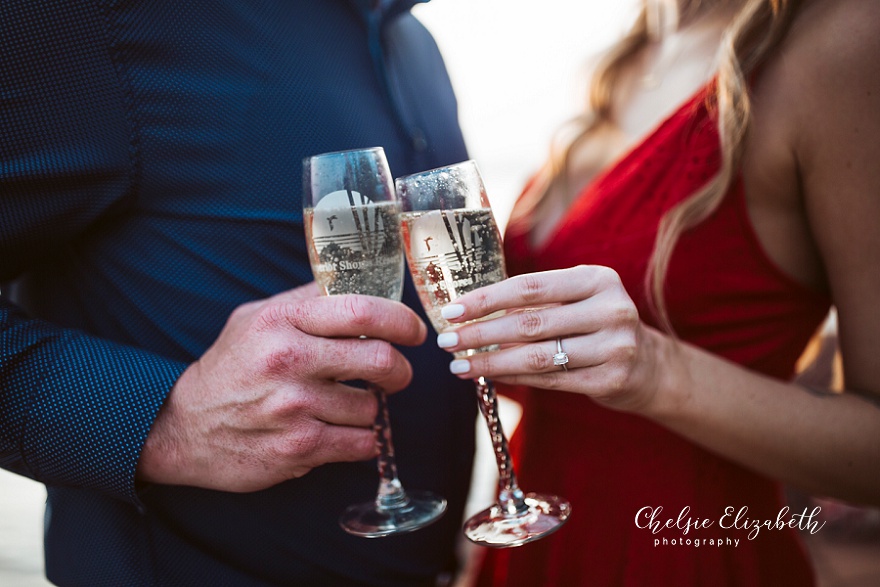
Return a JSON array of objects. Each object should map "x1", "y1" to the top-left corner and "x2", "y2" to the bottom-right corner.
[{"x1": 524, "y1": 82, "x2": 713, "y2": 258}]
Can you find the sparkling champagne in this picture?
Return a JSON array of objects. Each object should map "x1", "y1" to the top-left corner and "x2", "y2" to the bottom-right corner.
[
  {"x1": 305, "y1": 200, "x2": 403, "y2": 300},
  {"x1": 400, "y1": 207, "x2": 506, "y2": 332}
]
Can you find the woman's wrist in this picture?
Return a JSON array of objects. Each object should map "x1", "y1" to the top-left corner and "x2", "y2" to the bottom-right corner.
[{"x1": 624, "y1": 324, "x2": 694, "y2": 422}]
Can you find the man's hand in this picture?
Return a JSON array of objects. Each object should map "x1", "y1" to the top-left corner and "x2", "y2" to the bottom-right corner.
[{"x1": 137, "y1": 283, "x2": 427, "y2": 492}]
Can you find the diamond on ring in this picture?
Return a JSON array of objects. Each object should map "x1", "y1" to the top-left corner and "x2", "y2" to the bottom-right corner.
[{"x1": 553, "y1": 338, "x2": 569, "y2": 371}]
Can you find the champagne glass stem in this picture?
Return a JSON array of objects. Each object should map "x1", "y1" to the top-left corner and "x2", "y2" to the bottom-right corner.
[
  {"x1": 395, "y1": 160, "x2": 570, "y2": 546},
  {"x1": 474, "y1": 376, "x2": 528, "y2": 516},
  {"x1": 305, "y1": 147, "x2": 446, "y2": 537},
  {"x1": 370, "y1": 384, "x2": 409, "y2": 510}
]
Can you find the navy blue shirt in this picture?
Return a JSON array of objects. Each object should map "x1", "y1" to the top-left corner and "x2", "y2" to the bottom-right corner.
[{"x1": 0, "y1": 1, "x2": 476, "y2": 584}]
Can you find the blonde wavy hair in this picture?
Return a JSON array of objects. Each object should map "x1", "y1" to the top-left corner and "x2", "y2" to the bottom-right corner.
[{"x1": 516, "y1": 0, "x2": 801, "y2": 332}]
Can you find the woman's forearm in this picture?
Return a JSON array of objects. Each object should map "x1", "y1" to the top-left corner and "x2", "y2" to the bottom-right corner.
[{"x1": 642, "y1": 326, "x2": 880, "y2": 505}]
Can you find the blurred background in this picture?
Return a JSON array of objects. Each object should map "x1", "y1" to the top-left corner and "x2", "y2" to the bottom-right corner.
[
  {"x1": 415, "y1": 0, "x2": 639, "y2": 230},
  {"x1": 2, "y1": 1, "x2": 878, "y2": 586}
]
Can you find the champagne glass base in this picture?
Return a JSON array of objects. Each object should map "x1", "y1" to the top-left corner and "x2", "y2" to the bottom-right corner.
[
  {"x1": 339, "y1": 491, "x2": 447, "y2": 538},
  {"x1": 463, "y1": 493, "x2": 571, "y2": 548}
]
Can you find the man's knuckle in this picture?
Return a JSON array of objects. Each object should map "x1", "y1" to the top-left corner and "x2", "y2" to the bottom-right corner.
[
  {"x1": 254, "y1": 302, "x2": 300, "y2": 332},
  {"x1": 287, "y1": 466, "x2": 313, "y2": 480},
  {"x1": 343, "y1": 296, "x2": 375, "y2": 327},
  {"x1": 253, "y1": 305, "x2": 280, "y2": 332},
  {"x1": 369, "y1": 343, "x2": 396, "y2": 374},
  {"x1": 275, "y1": 391, "x2": 309, "y2": 418},
  {"x1": 230, "y1": 300, "x2": 259, "y2": 322},
  {"x1": 361, "y1": 392, "x2": 379, "y2": 421},
  {"x1": 289, "y1": 424, "x2": 324, "y2": 460},
  {"x1": 353, "y1": 431, "x2": 377, "y2": 458},
  {"x1": 262, "y1": 347, "x2": 299, "y2": 375}
]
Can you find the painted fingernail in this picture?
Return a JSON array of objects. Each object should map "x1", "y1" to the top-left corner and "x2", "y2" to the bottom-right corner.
[
  {"x1": 441, "y1": 304, "x2": 466, "y2": 320},
  {"x1": 437, "y1": 332, "x2": 459, "y2": 348},
  {"x1": 449, "y1": 359, "x2": 471, "y2": 375}
]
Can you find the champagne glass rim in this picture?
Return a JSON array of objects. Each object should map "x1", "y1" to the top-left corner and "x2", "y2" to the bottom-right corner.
[
  {"x1": 395, "y1": 159, "x2": 479, "y2": 183},
  {"x1": 302, "y1": 146, "x2": 385, "y2": 165}
]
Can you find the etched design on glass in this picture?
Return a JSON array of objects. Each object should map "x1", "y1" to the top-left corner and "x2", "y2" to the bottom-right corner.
[
  {"x1": 305, "y1": 193, "x2": 403, "y2": 300},
  {"x1": 401, "y1": 208, "x2": 505, "y2": 332}
]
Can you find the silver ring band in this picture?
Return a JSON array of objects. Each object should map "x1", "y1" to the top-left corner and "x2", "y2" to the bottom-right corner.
[{"x1": 552, "y1": 338, "x2": 569, "y2": 371}]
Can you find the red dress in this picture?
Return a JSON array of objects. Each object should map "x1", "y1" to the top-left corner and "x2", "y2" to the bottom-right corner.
[{"x1": 476, "y1": 86, "x2": 830, "y2": 586}]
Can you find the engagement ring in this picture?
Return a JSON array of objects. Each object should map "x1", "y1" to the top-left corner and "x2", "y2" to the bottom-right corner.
[{"x1": 553, "y1": 338, "x2": 569, "y2": 372}]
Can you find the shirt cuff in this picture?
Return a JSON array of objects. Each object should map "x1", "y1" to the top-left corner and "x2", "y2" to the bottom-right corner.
[{"x1": 21, "y1": 331, "x2": 188, "y2": 507}]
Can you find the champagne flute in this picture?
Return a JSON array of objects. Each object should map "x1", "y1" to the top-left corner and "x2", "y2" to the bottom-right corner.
[
  {"x1": 303, "y1": 147, "x2": 446, "y2": 537},
  {"x1": 396, "y1": 160, "x2": 571, "y2": 548}
]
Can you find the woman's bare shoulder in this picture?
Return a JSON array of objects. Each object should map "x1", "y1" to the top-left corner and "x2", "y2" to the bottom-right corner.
[
  {"x1": 749, "y1": 0, "x2": 879, "y2": 161},
  {"x1": 756, "y1": 0, "x2": 880, "y2": 180},
  {"x1": 781, "y1": 0, "x2": 880, "y2": 95},
  {"x1": 779, "y1": 1, "x2": 880, "y2": 394}
]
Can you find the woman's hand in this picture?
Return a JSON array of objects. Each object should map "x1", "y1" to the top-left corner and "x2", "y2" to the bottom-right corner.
[{"x1": 437, "y1": 265, "x2": 668, "y2": 413}]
